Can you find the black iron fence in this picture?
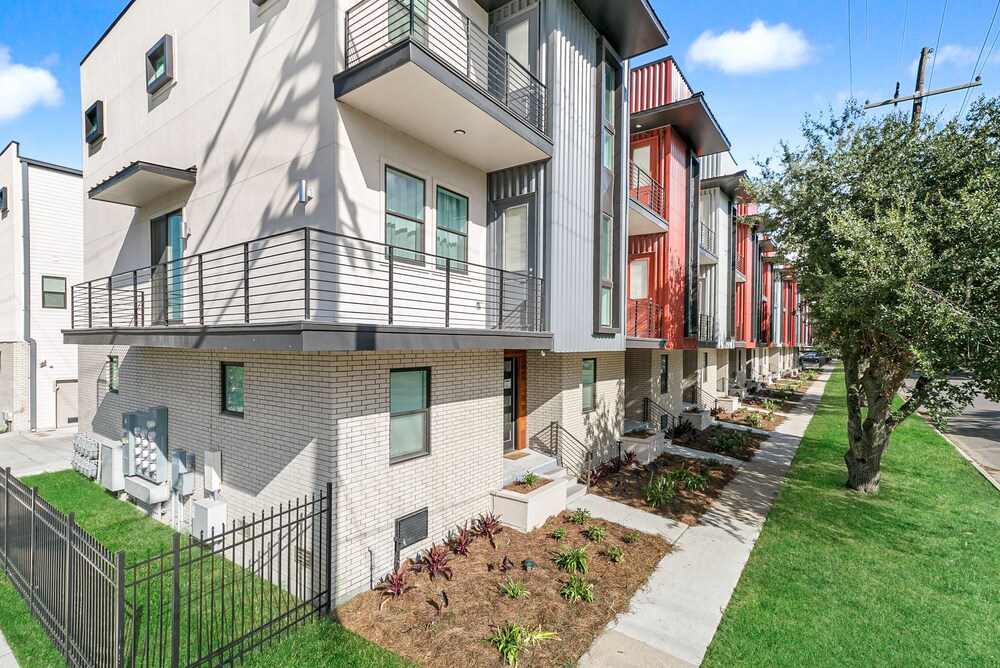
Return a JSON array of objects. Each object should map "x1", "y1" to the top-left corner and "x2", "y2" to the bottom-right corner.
[
  {"x1": 627, "y1": 299, "x2": 663, "y2": 338},
  {"x1": 698, "y1": 314, "x2": 718, "y2": 342},
  {"x1": 1, "y1": 468, "x2": 332, "y2": 668},
  {"x1": 628, "y1": 161, "x2": 665, "y2": 219},
  {"x1": 71, "y1": 228, "x2": 545, "y2": 335},
  {"x1": 345, "y1": 0, "x2": 546, "y2": 134}
]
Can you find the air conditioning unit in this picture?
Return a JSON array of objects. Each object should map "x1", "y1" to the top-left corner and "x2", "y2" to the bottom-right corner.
[{"x1": 1, "y1": 411, "x2": 12, "y2": 423}]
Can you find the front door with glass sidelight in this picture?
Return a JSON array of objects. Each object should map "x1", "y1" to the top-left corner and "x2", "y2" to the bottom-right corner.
[
  {"x1": 150, "y1": 210, "x2": 184, "y2": 324},
  {"x1": 503, "y1": 355, "x2": 518, "y2": 453},
  {"x1": 492, "y1": 196, "x2": 537, "y2": 330}
]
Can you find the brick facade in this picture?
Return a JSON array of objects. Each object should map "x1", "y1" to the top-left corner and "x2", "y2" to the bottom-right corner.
[{"x1": 0, "y1": 341, "x2": 31, "y2": 432}]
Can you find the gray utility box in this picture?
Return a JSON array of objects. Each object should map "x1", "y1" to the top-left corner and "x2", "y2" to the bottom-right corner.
[
  {"x1": 122, "y1": 407, "x2": 169, "y2": 485},
  {"x1": 171, "y1": 450, "x2": 195, "y2": 496},
  {"x1": 99, "y1": 442, "x2": 125, "y2": 492},
  {"x1": 124, "y1": 476, "x2": 170, "y2": 505},
  {"x1": 192, "y1": 499, "x2": 227, "y2": 542}
]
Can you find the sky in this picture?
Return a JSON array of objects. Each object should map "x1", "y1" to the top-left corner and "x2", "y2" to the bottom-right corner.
[{"x1": 2, "y1": 0, "x2": 1000, "y2": 174}]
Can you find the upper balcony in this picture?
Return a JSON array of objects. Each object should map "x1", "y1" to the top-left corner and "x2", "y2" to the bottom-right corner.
[
  {"x1": 334, "y1": 0, "x2": 551, "y2": 172},
  {"x1": 734, "y1": 251, "x2": 746, "y2": 281},
  {"x1": 699, "y1": 220, "x2": 718, "y2": 263},
  {"x1": 627, "y1": 160, "x2": 668, "y2": 236},
  {"x1": 64, "y1": 228, "x2": 549, "y2": 352}
]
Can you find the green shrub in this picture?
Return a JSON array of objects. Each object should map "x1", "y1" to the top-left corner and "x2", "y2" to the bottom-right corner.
[
  {"x1": 604, "y1": 546, "x2": 624, "y2": 564},
  {"x1": 560, "y1": 575, "x2": 596, "y2": 603},
  {"x1": 497, "y1": 576, "x2": 531, "y2": 600},
  {"x1": 645, "y1": 475, "x2": 677, "y2": 508},
  {"x1": 623, "y1": 532, "x2": 642, "y2": 544},
  {"x1": 745, "y1": 411, "x2": 763, "y2": 428},
  {"x1": 520, "y1": 472, "x2": 540, "y2": 487},
  {"x1": 491, "y1": 623, "x2": 559, "y2": 667},
  {"x1": 584, "y1": 525, "x2": 607, "y2": 542},
  {"x1": 550, "y1": 528, "x2": 567, "y2": 540},
  {"x1": 553, "y1": 545, "x2": 589, "y2": 574},
  {"x1": 569, "y1": 508, "x2": 592, "y2": 525},
  {"x1": 716, "y1": 431, "x2": 751, "y2": 453},
  {"x1": 760, "y1": 399, "x2": 781, "y2": 411}
]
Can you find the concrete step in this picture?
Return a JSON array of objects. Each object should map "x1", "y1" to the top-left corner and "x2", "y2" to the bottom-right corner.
[{"x1": 566, "y1": 483, "x2": 587, "y2": 504}]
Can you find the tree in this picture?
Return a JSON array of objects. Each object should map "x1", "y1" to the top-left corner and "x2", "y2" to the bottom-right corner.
[{"x1": 747, "y1": 99, "x2": 1000, "y2": 493}]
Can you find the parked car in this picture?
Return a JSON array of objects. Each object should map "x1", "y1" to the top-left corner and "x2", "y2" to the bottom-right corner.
[{"x1": 799, "y1": 351, "x2": 826, "y2": 367}]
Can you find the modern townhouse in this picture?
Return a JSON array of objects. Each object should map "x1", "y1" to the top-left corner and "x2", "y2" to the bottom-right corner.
[
  {"x1": 67, "y1": 0, "x2": 668, "y2": 602},
  {"x1": 621, "y1": 57, "x2": 811, "y2": 431},
  {"x1": 0, "y1": 141, "x2": 84, "y2": 432}
]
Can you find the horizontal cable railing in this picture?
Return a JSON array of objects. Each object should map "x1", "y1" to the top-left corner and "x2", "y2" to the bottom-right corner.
[
  {"x1": 71, "y1": 228, "x2": 545, "y2": 334},
  {"x1": 628, "y1": 161, "x2": 665, "y2": 219},
  {"x1": 734, "y1": 251, "x2": 745, "y2": 275},
  {"x1": 698, "y1": 313, "x2": 718, "y2": 342},
  {"x1": 699, "y1": 221, "x2": 718, "y2": 255},
  {"x1": 548, "y1": 421, "x2": 594, "y2": 491},
  {"x1": 345, "y1": 0, "x2": 546, "y2": 135},
  {"x1": 734, "y1": 320, "x2": 745, "y2": 341},
  {"x1": 642, "y1": 397, "x2": 677, "y2": 434},
  {"x1": 626, "y1": 299, "x2": 663, "y2": 338}
]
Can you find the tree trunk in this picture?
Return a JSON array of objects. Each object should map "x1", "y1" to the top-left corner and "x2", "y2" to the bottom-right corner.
[{"x1": 843, "y1": 352, "x2": 893, "y2": 494}]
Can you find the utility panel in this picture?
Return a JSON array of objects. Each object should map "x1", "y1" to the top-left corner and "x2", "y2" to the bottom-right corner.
[
  {"x1": 99, "y1": 442, "x2": 125, "y2": 492},
  {"x1": 121, "y1": 407, "x2": 169, "y2": 485}
]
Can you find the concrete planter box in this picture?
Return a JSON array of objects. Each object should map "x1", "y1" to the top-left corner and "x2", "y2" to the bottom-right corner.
[
  {"x1": 490, "y1": 477, "x2": 568, "y2": 533},
  {"x1": 682, "y1": 410, "x2": 713, "y2": 431},
  {"x1": 621, "y1": 432, "x2": 666, "y2": 465},
  {"x1": 717, "y1": 396, "x2": 741, "y2": 413}
]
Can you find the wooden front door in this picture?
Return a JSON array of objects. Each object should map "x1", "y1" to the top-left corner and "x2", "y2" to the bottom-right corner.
[{"x1": 503, "y1": 351, "x2": 527, "y2": 452}]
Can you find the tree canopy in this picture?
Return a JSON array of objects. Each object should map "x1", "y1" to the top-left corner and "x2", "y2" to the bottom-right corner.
[{"x1": 747, "y1": 98, "x2": 1000, "y2": 492}]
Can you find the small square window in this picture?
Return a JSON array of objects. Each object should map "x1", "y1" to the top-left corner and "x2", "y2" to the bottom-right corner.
[
  {"x1": 146, "y1": 35, "x2": 175, "y2": 95},
  {"x1": 85, "y1": 101, "x2": 104, "y2": 144},
  {"x1": 390, "y1": 368, "x2": 430, "y2": 462},
  {"x1": 41, "y1": 276, "x2": 66, "y2": 309},
  {"x1": 0, "y1": 186, "x2": 7, "y2": 213},
  {"x1": 222, "y1": 363, "x2": 245, "y2": 415},
  {"x1": 108, "y1": 355, "x2": 120, "y2": 393},
  {"x1": 582, "y1": 359, "x2": 597, "y2": 412}
]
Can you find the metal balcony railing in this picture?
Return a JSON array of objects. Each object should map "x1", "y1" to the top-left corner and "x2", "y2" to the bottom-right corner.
[
  {"x1": 628, "y1": 161, "x2": 665, "y2": 219},
  {"x1": 698, "y1": 313, "x2": 718, "y2": 342},
  {"x1": 734, "y1": 252, "x2": 745, "y2": 275},
  {"x1": 345, "y1": 0, "x2": 546, "y2": 135},
  {"x1": 70, "y1": 228, "x2": 545, "y2": 334},
  {"x1": 734, "y1": 320, "x2": 745, "y2": 341},
  {"x1": 627, "y1": 299, "x2": 663, "y2": 338},
  {"x1": 699, "y1": 221, "x2": 718, "y2": 255}
]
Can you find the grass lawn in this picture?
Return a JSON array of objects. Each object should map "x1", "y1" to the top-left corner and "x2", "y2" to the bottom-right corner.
[
  {"x1": 703, "y1": 367, "x2": 1000, "y2": 667},
  {"x1": 1, "y1": 471, "x2": 411, "y2": 668}
]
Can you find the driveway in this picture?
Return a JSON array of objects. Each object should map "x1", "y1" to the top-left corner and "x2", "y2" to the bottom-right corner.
[
  {"x1": 941, "y1": 393, "x2": 1000, "y2": 487},
  {"x1": 0, "y1": 428, "x2": 75, "y2": 477}
]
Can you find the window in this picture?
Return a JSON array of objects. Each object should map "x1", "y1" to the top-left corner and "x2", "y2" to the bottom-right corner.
[
  {"x1": 146, "y1": 35, "x2": 175, "y2": 95},
  {"x1": 629, "y1": 258, "x2": 649, "y2": 300},
  {"x1": 85, "y1": 101, "x2": 104, "y2": 144},
  {"x1": 702, "y1": 353, "x2": 709, "y2": 383},
  {"x1": 389, "y1": 0, "x2": 428, "y2": 43},
  {"x1": 108, "y1": 356, "x2": 120, "y2": 393},
  {"x1": 386, "y1": 167, "x2": 425, "y2": 262},
  {"x1": 390, "y1": 368, "x2": 430, "y2": 462},
  {"x1": 659, "y1": 354, "x2": 669, "y2": 394},
  {"x1": 222, "y1": 363, "x2": 245, "y2": 415},
  {"x1": 602, "y1": 66, "x2": 616, "y2": 171},
  {"x1": 599, "y1": 214, "x2": 614, "y2": 327},
  {"x1": 436, "y1": 187, "x2": 467, "y2": 270},
  {"x1": 41, "y1": 276, "x2": 66, "y2": 309},
  {"x1": 0, "y1": 186, "x2": 7, "y2": 213},
  {"x1": 501, "y1": 203, "x2": 529, "y2": 273},
  {"x1": 582, "y1": 359, "x2": 596, "y2": 412}
]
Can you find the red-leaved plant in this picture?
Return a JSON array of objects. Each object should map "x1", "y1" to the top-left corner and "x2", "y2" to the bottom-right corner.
[
  {"x1": 623, "y1": 450, "x2": 638, "y2": 467},
  {"x1": 415, "y1": 543, "x2": 454, "y2": 580},
  {"x1": 448, "y1": 525, "x2": 475, "y2": 556},
  {"x1": 377, "y1": 563, "x2": 413, "y2": 599},
  {"x1": 475, "y1": 512, "x2": 504, "y2": 549}
]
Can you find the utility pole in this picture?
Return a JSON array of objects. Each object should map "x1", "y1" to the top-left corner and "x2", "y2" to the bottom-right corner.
[{"x1": 864, "y1": 47, "x2": 983, "y2": 125}]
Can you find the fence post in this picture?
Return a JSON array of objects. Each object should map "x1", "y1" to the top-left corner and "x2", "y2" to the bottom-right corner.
[
  {"x1": 1, "y1": 468, "x2": 7, "y2": 573},
  {"x1": 325, "y1": 481, "x2": 333, "y2": 613},
  {"x1": 498, "y1": 269, "x2": 505, "y2": 329},
  {"x1": 304, "y1": 228, "x2": 312, "y2": 321},
  {"x1": 171, "y1": 532, "x2": 181, "y2": 668},
  {"x1": 387, "y1": 246, "x2": 394, "y2": 325},
  {"x1": 115, "y1": 551, "x2": 126, "y2": 668},
  {"x1": 198, "y1": 254, "x2": 205, "y2": 326},
  {"x1": 132, "y1": 270, "x2": 139, "y2": 327},
  {"x1": 444, "y1": 258, "x2": 451, "y2": 328},
  {"x1": 549, "y1": 421, "x2": 559, "y2": 466},
  {"x1": 64, "y1": 512, "x2": 75, "y2": 662},
  {"x1": 88, "y1": 282, "x2": 93, "y2": 328},
  {"x1": 70, "y1": 286, "x2": 76, "y2": 329},
  {"x1": 108, "y1": 276, "x2": 113, "y2": 327},
  {"x1": 28, "y1": 487, "x2": 37, "y2": 614},
  {"x1": 243, "y1": 243, "x2": 251, "y2": 324}
]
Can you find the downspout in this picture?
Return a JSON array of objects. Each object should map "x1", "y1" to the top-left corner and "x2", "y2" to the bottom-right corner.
[{"x1": 21, "y1": 161, "x2": 37, "y2": 431}]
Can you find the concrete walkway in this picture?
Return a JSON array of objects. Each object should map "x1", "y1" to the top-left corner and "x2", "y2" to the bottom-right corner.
[
  {"x1": 577, "y1": 368, "x2": 833, "y2": 667},
  {"x1": 0, "y1": 428, "x2": 75, "y2": 477},
  {"x1": 0, "y1": 630, "x2": 16, "y2": 668}
]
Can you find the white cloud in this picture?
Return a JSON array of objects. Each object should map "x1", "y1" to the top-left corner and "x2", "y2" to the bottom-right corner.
[
  {"x1": 687, "y1": 20, "x2": 814, "y2": 75},
  {"x1": 908, "y1": 44, "x2": 978, "y2": 76},
  {"x1": 0, "y1": 46, "x2": 63, "y2": 124}
]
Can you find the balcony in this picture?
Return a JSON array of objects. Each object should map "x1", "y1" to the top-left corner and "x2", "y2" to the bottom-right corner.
[
  {"x1": 699, "y1": 220, "x2": 718, "y2": 262},
  {"x1": 734, "y1": 320, "x2": 745, "y2": 341},
  {"x1": 628, "y1": 161, "x2": 668, "y2": 235},
  {"x1": 64, "y1": 228, "x2": 549, "y2": 352},
  {"x1": 335, "y1": 0, "x2": 551, "y2": 172},
  {"x1": 734, "y1": 251, "x2": 746, "y2": 281},
  {"x1": 697, "y1": 313, "x2": 718, "y2": 343},
  {"x1": 626, "y1": 299, "x2": 664, "y2": 339}
]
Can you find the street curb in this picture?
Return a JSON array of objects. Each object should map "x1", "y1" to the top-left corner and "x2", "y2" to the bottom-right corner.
[{"x1": 925, "y1": 419, "x2": 1000, "y2": 494}]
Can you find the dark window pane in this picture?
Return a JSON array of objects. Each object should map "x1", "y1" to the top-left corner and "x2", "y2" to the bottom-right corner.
[{"x1": 223, "y1": 364, "x2": 245, "y2": 413}]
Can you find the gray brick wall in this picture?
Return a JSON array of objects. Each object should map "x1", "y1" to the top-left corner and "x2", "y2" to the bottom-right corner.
[
  {"x1": 78, "y1": 345, "x2": 503, "y2": 601},
  {"x1": 0, "y1": 341, "x2": 30, "y2": 432}
]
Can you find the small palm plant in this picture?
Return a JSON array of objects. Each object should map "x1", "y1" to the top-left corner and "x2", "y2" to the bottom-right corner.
[
  {"x1": 491, "y1": 623, "x2": 559, "y2": 667},
  {"x1": 553, "y1": 545, "x2": 589, "y2": 574},
  {"x1": 497, "y1": 576, "x2": 531, "y2": 600},
  {"x1": 559, "y1": 575, "x2": 596, "y2": 603}
]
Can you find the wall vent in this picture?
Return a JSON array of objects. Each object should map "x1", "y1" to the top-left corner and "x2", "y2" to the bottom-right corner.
[{"x1": 394, "y1": 508, "x2": 429, "y2": 567}]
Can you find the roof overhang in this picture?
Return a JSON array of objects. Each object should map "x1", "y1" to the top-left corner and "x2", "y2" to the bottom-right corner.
[
  {"x1": 89, "y1": 161, "x2": 196, "y2": 207},
  {"x1": 701, "y1": 170, "x2": 749, "y2": 201},
  {"x1": 759, "y1": 237, "x2": 777, "y2": 253},
  {"x1": 631, "y1": 93, "x2": 731, "y2": 156},
  {"x1": 475, "y1": 0, "x2": 668, "y2": 59}
]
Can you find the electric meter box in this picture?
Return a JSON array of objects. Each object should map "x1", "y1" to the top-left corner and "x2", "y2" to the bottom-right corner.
[
  {"x1": 171, "y1": 450, "x2": 195, "y2": 496},
  {"x1": 121, "y1": 407, "x2": 169, "y2": 485},
  {"x1": 193, "y1": 499, "x2": 227, "y2": 542},
  {"x1": 99, "y1": 443, "x2": 125, "y2": 492}
]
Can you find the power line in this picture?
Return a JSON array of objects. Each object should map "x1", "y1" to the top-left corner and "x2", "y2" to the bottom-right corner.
[
  {"x1": 864, "y1": 0, "x2": 870, "y2": 99},
  {"x1": 959, "y1": 0, "x2": 1000, "y2": 117},
  {"x1": 847, "y1": 0, "x2": 855, "y2": 97},
  {"x1": 895, "y1": 0, "x2": 910, "y2": 85},
  {"x1": 927, "y1": 0, "x2": 949, "y2": 91}
]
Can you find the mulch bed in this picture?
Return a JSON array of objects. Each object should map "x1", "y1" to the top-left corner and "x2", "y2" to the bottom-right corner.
[
  {"x1": 671, "y1": 425, "x2": 766, "y2": 462},
  {"x1": 337, "y1": 512, "x2": 671, "y2": 668},
  {"x1": 719, "y1": 408, "x2": 786, "y2": 431},
  {"x1": 590, "y1": 454, "x2": 738, "y2": 526},
  {"x1": 502, "y1": 477, "x2": 554, "y2": 493}
]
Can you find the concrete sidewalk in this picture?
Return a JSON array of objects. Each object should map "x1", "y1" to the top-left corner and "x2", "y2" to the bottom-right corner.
[
  {"x1": 0, "y1": 428, "x2": 75, "y2": 477},
  {"x1": 0, "y1": 629, "x2": 17, "y2": 668},
  {"x1": 577, "y1": 368, "x2": 833, "y2": 667}
]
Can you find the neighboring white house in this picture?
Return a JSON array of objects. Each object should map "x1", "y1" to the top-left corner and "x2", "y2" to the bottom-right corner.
[{"x1": 0, "y1": 141, "x2": 84, "y2": 432}]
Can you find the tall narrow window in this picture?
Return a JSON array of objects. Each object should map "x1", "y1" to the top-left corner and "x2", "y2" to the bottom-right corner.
[
  {"x1": 222, "y1": 363, "x2": 245, "y2": 415},
  {"x1": 582, "y1": 359, "x2": 597, "y2": 412},
  {"x1": 436, "y1": 187, "x2": 467, "y2": 270},
  {"x1": 386, "y1": 167, "x2": 425, "y2": 261},
  {"x1": 599, "y1": 215, "x2": 614, "y2": 327},
  {"x1": 145, "y1": 35, "x2": 174, "y2": 95},
  {"x1": 42, "y1": 276, "x2": 66, "y2": 309},
  {"x1": 629, "y1": 258, "x2": 649, "y2": 300},
  {"x1": 108, "y1": 356, "x2": 120, "y2": 393},
  {"x1": 390, "y1": 368, "x2": 430, "y2": 462},
  {"x1": 502, "y1": 204, "x2": 529, "y2": 273},
  {"x1": 85, "y1": 101, "x2": 105, "y2": 144},
  {"x1": 602, "y1": 66, "x2": 616, "y2": 172},
  {"x1": 659, "y1": 354, "x2": 669, "y2": 394}
]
